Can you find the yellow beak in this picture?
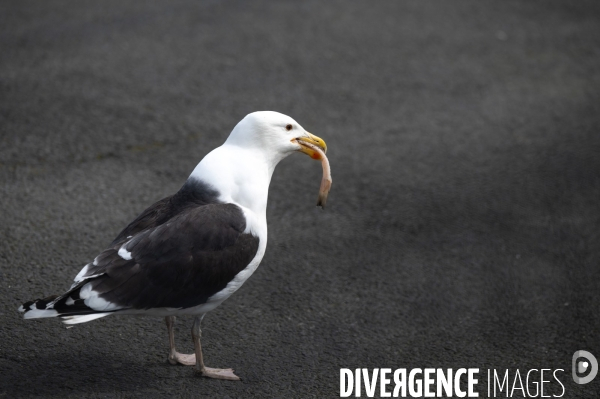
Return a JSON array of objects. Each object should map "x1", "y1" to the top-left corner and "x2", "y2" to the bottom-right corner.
[{"x1": 293, "y1": 133, "x2": 327, "y2": 160}]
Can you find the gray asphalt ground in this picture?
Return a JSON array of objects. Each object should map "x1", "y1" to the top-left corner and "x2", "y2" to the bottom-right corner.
[{"x1": 2, "y1": 1, "x2": 600, "y2": 397}]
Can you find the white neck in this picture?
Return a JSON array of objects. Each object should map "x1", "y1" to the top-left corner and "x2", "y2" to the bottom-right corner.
[{"x1": 188, "y1": 143, "x2": 281, "y2": 219}]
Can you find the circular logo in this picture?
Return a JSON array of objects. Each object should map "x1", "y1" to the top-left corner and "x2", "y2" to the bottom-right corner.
[{"x1": 572, "y1": 350, "x2": 598, "y2": 384}]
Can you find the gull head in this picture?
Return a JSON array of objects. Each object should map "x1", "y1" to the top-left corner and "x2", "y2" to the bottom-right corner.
[{"x1": 225, "y1": 111, "x2": 327, "y2": 165}]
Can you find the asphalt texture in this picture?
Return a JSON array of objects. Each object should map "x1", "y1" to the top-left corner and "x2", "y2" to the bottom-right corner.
[{"x1": 1, "y1": 1, "x2": 600, "y2": 398}]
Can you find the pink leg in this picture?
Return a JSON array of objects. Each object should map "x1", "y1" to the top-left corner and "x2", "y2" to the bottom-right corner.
[
  {"x1": 191, "y1": 315, "x2": 240, "y2": 381},
  {"x1": 165, "y1": 316, "x2": 195, "y2": 366}
]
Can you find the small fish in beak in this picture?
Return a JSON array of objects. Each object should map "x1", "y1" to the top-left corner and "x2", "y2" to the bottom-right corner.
[{"x1": 297, "y1": 140, "x2": 332, "y2": 208}]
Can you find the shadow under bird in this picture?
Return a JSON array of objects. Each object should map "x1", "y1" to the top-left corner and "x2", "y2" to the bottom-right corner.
[{"x1": 19, "y1": 111, "x2": 331, "y2": 381}]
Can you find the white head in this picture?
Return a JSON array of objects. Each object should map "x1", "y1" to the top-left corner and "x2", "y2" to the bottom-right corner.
[
  {"x1": 190, "y1": 111, "x2": 327, "y2": 217},
  {"x1": 225, "y1": 111, "x2": 326, "y2": 167}
]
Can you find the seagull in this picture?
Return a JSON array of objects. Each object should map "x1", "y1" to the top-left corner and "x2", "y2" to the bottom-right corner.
[{"x1": 19, "y1": 111, "x2": 328, "y2": 381}]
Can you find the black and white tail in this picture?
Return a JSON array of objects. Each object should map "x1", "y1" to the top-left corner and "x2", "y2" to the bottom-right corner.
[{"x1": 18, "y1": 278, "x2": 112, "y2": 325}]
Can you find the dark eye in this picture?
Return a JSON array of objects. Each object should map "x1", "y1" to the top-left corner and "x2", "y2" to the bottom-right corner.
[{"x1": 285, "y1": 124, "x2": 293, "y2": 131}]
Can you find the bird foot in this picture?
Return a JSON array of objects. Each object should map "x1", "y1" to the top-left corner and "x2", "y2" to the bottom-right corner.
[
  {"x1": 168, "y1": 352, "x2": 196, "y2": 366},
  {"x1": 197, "y1": 367, "x2": 240, "y2": 381}
]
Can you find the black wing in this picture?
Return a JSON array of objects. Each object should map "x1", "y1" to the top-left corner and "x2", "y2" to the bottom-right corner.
[
  {"x1": 81, "y1": 203, "x2": 259, "y2": 310},
  {"x1": 111, "y1": 179, "x2": 221, "y2": 246},
  {"x1": 111, "y1": 196, "x2": 172, "y2": 246}
]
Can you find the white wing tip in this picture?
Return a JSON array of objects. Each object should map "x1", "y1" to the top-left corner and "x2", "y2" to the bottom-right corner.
[
  {"x1": 61, "y1": 313, "x2": 111, "y2": 325},
  {"x1": 23, "y1": 308, "x2": 59, "y2": 319},
  {"x1": 118, "y1": 246, "x2": 132, "y2": 260}
]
